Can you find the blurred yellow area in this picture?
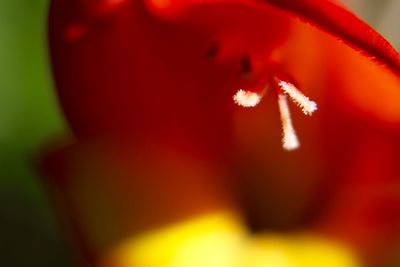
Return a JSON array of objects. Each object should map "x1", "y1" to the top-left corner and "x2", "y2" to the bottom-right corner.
[
  {"x1": 102, "y1": 211, "x2": 361, "y2": 267},
  {"x1": 241, "y1": 235, "x2": 360, "y2": 267},
  {"x1": 102, "y1": 211, "x2": 246, "y2": 267}
]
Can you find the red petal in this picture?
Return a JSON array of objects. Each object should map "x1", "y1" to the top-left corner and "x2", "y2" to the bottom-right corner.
[
  {"x1": 262, "y1": 0, "x2": 400, "y2": 75},
  {"x1": 149, "y1": 0, "x2": 400, "y2": 75}
]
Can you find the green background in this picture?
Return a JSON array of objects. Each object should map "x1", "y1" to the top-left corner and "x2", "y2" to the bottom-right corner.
[
  {"x1": 0, "y1": 0, "x2": 397, "y2": 266},
  {"x1": 0, "y1": 0, "x2": 70, "y2": 266}
]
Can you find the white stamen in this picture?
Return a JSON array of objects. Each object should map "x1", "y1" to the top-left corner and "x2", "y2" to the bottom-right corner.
[
  {"x1": 278, "y1": 80, "x2": 317, "y2": 115},
  {"x1": 277, "y1": 93, "x2": 300, "y2": 151},
  {"x1": 233, "y1": 89, "x2": 263, "y2": 108}
]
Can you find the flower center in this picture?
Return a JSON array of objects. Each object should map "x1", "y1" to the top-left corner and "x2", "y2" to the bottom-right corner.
[{"x1": 232, "y1": 59, "x2": 317, "y2": 151}]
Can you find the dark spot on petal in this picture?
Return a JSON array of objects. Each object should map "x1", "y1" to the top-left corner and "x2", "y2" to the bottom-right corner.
[
  {"x1": 206, "y1": 42, "x2": 220, "y2": 60},
  {"x1": 240, "y1": 55, "x2": 252, "y2": 76}
]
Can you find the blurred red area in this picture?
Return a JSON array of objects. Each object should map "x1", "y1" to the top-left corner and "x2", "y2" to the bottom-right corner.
[{"x1": 42, "y1": 0, "x2": 400, "y2": 266}]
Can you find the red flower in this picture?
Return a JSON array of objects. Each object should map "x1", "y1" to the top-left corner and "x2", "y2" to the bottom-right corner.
[{"x1": 44, "y1": 0, "x2": 400, "y2": 266}]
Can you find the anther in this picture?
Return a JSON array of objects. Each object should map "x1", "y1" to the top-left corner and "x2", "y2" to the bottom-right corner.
[
  {"x1": 277, "y1": 93, "x2": 300, "y2": 151},
  {"x1": 277, "y1": 80, "x2": 317, "y2": 115},
  {"x1": 233, "y1": 89, "x2": 263, "y2": 108},
  {"x1": 233, "y1": 73, "x2": 317, "y2": 151}
]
